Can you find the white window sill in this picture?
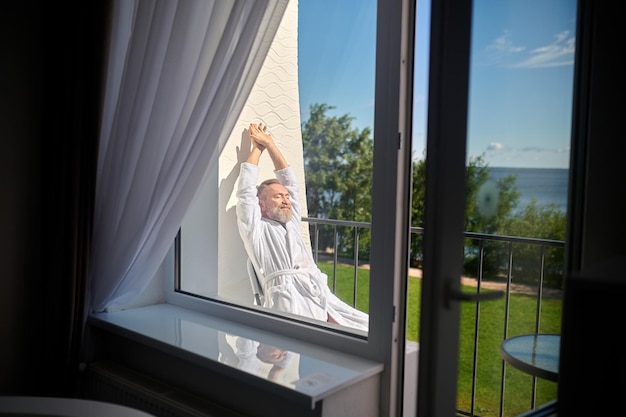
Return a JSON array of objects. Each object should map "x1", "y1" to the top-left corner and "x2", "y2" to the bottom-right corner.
[{"x1": 88, "y1": 303, "x2": 383, "y2": 410}]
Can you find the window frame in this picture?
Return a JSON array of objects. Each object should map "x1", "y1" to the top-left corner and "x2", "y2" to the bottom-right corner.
[{"x1": 161, "y1": 0, "x2": 413, "y2": 390}]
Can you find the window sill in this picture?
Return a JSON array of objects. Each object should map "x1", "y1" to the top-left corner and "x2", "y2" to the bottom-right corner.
[{"x1": 87, "y1": 303, "x2": 383, "y2": 411}]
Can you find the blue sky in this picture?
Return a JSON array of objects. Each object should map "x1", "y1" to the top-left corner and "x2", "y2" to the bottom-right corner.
[{"x1": 297, "y1": 0, "x2": 577, "y2": 169}]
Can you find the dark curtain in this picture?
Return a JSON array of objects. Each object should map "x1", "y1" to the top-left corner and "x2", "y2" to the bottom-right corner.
[{"x1": 39, "y1": 0, "x2": 110, "y2": 396}]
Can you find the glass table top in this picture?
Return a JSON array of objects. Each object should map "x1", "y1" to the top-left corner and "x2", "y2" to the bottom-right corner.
[{"x1": 500, "y1": 333, "x2": 560, "y2": 382}]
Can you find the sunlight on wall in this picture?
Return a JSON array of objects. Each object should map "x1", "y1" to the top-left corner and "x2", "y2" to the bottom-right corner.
[{"x1": 218, "y1": 0, "x2": 310, "y2": 301}]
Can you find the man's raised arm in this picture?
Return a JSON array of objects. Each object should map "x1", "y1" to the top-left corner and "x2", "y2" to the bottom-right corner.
[{"x1": 248, "y1": 123, "x2": 288, "y2": 170}]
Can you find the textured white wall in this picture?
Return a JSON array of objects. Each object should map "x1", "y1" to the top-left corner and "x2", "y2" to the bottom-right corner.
[{"x1": 218, "y1": 0, "x2": 309, "y2": 301}]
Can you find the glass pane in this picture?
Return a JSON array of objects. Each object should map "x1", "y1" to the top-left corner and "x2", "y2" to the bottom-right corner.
[
  {"x1": 457, "y1": 0, "x2": 576, "y2": 415},
  {"x1": 407, "y1": 0, "x2": 431, "y2": 344},
  {"x1": 179, "y1": 0, "x2": 376, "y2": 334}
]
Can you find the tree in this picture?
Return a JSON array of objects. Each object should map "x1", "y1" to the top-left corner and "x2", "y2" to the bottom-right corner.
[
  {"x1": 302, "y1": 105, "x2": 567, "y2": 288},
  {"x1": 464, "y1": 154, "x2": 521, "y2": 234},
  {"x1": 302, "y1": 103, "x2": 361, "y2": 219},
  {"x1": 409, "y1": 155, "x2": 426, "y2": 267},
  {"x1": 461, "y1": 157, "x2": 566, "y2": 288},
  {"x1": 410, "y1": 154, "x2": 520, "y2": 230},
  {"x1": 409, "y1": 154, "x2": 521, "y2": 268},
  {"x1": 502, "y1": 200, "x2": 567, "y2": 288},
  {"x1": 335, "y1": 126, "x2": 373, "y2": 223},
  {"x1": 301, "y1": 103, "x2": 374, "y2": 258}
]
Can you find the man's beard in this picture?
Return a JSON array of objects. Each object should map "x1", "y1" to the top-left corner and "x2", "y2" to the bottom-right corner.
[{"x1": 268, "y1": 205, "x2": 292, "y2": 223}]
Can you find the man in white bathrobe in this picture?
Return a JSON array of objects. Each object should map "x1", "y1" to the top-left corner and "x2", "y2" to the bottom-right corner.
[{"x1": 236, "y1": 122, "x2": 368, "y2": 331}]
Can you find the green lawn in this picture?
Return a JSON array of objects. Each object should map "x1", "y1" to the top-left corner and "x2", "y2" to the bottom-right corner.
[{"x1": 320, "y1": 262, "x2": 561, "y2": 417}]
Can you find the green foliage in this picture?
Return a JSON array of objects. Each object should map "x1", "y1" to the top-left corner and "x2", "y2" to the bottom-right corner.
[
  {"x1": 506, "y1": 199, "x2": 567, "y2": 241},
  {"x1": 302, "y1": 103, "x2": 373, "y2": 258},
  {"x1": 303, "y1": 106, "x2": 566, "y2": 416},
  {"x1": 410, "y1": 154, "x2": 522, "y2": 233},
  {"x1": 465, "y1": 155, "x2": 522, "y2": 234},
  {"x1": 409, "y1": 155, "x2": 524, "y2": 268},
  {"x1": 503, "y1": 201, "x2": 567, "y2": 288},
  {"x1": 412, "y1": 153, "x2": 567, "y2": 288},
  {"x1": 302, "y1": 105, "x2": 567, "y2": 287},
  {"x1": 410, "y1": 157, "x2": 426, "y2": 228},
  {"x1": 457, "y1": 292, "x2": 561, "y2": 416},
  {"x1": 319, "y1": 262, "x2": 560, "y2": 417},
  {"x1": 409, "y1": 159, "x2": 426, "y2": 267},
  {"x1": 301, "y1": 103, "x2": 352, "y2": 254}
]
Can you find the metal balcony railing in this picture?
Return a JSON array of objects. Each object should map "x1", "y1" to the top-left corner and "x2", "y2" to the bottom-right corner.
[{"x1": 303, "y1": 216, "x2": 565, "y2": 417}]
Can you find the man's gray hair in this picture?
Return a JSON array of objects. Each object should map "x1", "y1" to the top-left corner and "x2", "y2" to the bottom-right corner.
[{"x1": 257, "y1": 178, "x2": 280, "y2": 198}]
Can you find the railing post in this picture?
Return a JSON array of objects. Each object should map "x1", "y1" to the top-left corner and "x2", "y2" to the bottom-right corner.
[
  {"x1": 353, "y1": 227, "x2": 359, "y2": 307},
  {"x1": 332, "y1": 224, "x2": 338, "y2": 293},
  {"x1": 535, "y1": 245, "x2": 546, "y2": 334},
  {"x1": 303, "y1": 217, "x2": 564, "y2": 417}
]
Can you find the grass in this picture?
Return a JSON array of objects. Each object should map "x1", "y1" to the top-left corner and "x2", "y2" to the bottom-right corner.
[{"x1": 319, "y1": 262, "x2": 561, "y2": 417}]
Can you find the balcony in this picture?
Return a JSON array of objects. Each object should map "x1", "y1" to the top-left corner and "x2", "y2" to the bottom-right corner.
[{"x1": 303, "y1": 217, "x2": 564, "y2": 417}]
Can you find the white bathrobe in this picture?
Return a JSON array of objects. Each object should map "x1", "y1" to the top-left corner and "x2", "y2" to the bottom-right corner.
[{"x1": 236, "y1": 163, "x2": 368, "y2": 331}]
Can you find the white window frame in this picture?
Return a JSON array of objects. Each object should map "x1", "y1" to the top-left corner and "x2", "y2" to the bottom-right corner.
[{"x1": 159, "y1": 1, "x2": 414, "y2": 414}]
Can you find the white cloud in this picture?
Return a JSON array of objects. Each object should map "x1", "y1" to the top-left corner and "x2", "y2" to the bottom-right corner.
[
  {"x1": 487, "y1": 142, "x2": 504, "y2": 151},
  {"x1": 486, "y1": 31, "x2": 526, "y2": 55},
  {"x1": 484, "y1": 30, "x2": 575, "y2": 69},
  {"x1": 520, "y1": 146, "x2": 571, "y2": 153},
  {"x1": 484, "y1": 142, "x2": 571, "y2": 155},
  {"x1": 521, "y1": 146, "x2": 546, "y2": 152},
  {"x1": 512, "y1": 31, "x2": 575, "y2": 68}
]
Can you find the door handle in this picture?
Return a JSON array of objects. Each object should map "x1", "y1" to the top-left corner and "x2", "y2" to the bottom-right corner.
[{"x1": 445, "y1": 278, "x2": 504, "y2": 308}]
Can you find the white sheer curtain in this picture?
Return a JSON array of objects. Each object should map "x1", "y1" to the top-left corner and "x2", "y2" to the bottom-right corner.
[{"x1": 89, "y1": 0, "x2": 288, "y2": 312}]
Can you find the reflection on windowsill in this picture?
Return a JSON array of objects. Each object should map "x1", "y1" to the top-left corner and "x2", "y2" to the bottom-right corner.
[{"x1": 89, "y1": 303, "x2": 383, "y2": 405}]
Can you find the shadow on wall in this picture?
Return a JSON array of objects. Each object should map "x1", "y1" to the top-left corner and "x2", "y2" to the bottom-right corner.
[{"x1": 218, "y1": 128, "x2": 257, "y2": 302}]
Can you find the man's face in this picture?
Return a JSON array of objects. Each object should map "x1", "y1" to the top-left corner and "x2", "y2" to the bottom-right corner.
[
  {"x1": 260, "y1": 183, "x2": 292, "y2": 223},
  {"x1": 256, "y1": 343, "x2": 288, "y2": 364}
]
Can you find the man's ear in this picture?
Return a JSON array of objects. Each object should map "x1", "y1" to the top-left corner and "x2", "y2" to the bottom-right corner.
[{"x1": 258, "y1": 199, "x2": 266, "y2": 213}]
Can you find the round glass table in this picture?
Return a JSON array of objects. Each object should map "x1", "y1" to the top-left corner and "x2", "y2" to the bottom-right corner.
[{"x1": 500, "y1": 333, "x2": 560, "y2": 382}]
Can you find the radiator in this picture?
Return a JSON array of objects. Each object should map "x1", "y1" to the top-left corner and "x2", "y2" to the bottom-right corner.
[{"x1": 82, "y1": 361, "x2": 243, "y2": 417}]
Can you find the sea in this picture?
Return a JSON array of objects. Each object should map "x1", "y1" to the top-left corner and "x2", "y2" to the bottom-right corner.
[{"x1": 488, "y1": 167, "x2": 569, "y2": 213}]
